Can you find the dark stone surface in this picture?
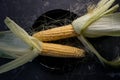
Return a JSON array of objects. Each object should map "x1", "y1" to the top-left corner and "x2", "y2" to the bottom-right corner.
[{"x1": 0, "y1": 0, "x2": 120, "y2": 80}]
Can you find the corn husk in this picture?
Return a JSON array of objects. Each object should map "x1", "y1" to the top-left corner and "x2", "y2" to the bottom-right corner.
[
  {"x1": 72, "y1": 0, "x2": 120, "y2": 67},
  {"x1": 78, "y1": 35, "x2": 120, "y2": 67},
  {"x1": 4, "y1": 17, "x2": 42, "y2": 52},
  {"x1": 0, "y1": 31, "x2": 31, "y2": 59},
  {"x1": 72, "y1": 0, "x2": 119, "y2": 35},
  {"x1": 0, "y1": 31, "x2": 39, "y2": 73},
  {"x1": 0, "y1": 18, "x2": 41, "y2": 74},
  {"x1": 84, "y1": 13, "x2": 120, "y2": 37}
]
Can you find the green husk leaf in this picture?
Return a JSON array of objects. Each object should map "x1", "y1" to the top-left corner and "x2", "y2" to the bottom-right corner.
[
  {"x1": 0, "y1": 17, "x2": 42, "y2": 74},
  {"x1": 78, "y1": 35, "x2": 120, "y2": 67},
  {"x1": 0, "y1": 31, "x2": 38, "y2": 73},
  {"x1": 0, "y1": 31, "x2": 31, "y2": 59},
  {"x1": 97, "y1": 0, "x2": 109, "y2": 8},
  {"x1": 72, "y1": 0, "x2": 118, "y2": 35},
  {"x1": 73, "y1": 0, "x2": 120, "y2": 67},
  {"x1": 0, "y1": 49, "x2": 38, "y2": 74},
  {"x1": 4, "y1": 18, "x2": 33, "y2": 48},
  {"x1": 103, "y1": 4, "x2": 119, "y2": 15},
  {"x1": 4, "y1": 17, "x2": 42, "y2": 52},
  {"x1": 84, "y1": 13, "x2": 120, "y2": 37}
]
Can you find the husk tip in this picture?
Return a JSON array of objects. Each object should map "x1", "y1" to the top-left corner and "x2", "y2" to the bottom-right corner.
[{"x1": 4, "y1": 17, "x2": 11, "y2": 24}]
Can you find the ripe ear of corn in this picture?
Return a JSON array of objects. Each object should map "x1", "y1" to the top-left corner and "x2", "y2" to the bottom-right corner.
[
  {"x1": 33, "y1": 25, "x2": 78, "y2": 41},
  {"x1": 41, "y1": 43, "x2": 85, "y2": 58}
]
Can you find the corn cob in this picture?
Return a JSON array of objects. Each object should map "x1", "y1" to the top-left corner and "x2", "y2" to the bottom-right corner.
[
  {"x1": 41, "y1": 42, "x2": 85, "y2": 58},
  {"x1": 33, "y1": 25, "x2": 77, "y2": 41}
]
